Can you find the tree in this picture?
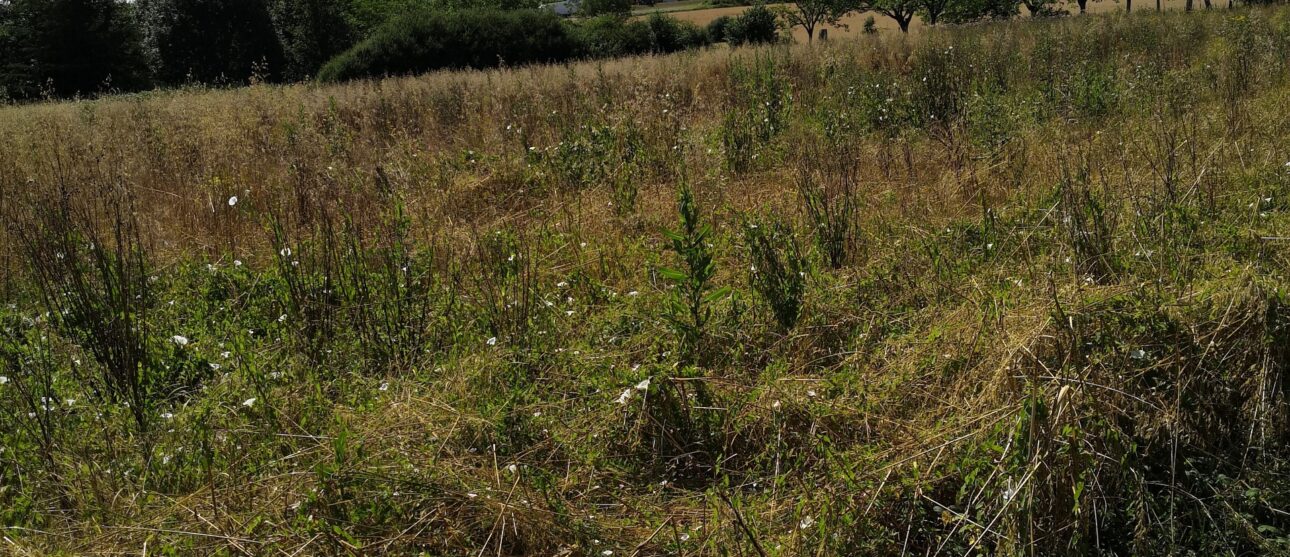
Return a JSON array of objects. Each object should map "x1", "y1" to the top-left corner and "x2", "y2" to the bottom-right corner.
[
  {"x1": 779, "y1": 0, "x2": 859, "y2": 43},
  {"x1": 726, "y1": 4, "x2": 780, "y2": 46},
  {"x1": 0, "y1": 0, "x2": 150, "y2": 100},
  {"x1": 919, "y1": 0, "x2": 953, "y2": 24},
  {"x1": 269, "y1": 0, "x2": 356, "y2": 81},
  {"x1": 865, "y1": 0, "x2": 919, "y2": 32},
  {"x1": 138, "y1": 0, "x2": 285, "y2": 86},
  {"x1": 581, "y1": 0, "x2": 632, "y2": 16}
]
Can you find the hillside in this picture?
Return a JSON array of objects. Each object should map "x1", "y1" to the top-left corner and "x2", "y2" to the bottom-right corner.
[{"x1": 2, "y1": 7, "x2": 1290, "y2": 555}]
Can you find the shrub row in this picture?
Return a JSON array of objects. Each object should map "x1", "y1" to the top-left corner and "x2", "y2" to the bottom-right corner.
[{"x1": 319, "y1": 7, "x2": 780, "y2": 82}]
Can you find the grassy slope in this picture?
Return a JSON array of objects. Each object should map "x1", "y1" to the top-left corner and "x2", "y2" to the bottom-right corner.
[{"x1": 2, "y1": 7, "x2": 1290, "y2": 555}]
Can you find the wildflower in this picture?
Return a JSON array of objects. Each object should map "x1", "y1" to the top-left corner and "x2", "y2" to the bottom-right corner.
[
  {"x1": 209, "y1": 363, "x2": 221, "y2": 371},
  {"x1": 0, "y1": 376, "x2": 7, "y2": 385},
  {"x1": 487, "y1": 337, "x2": 497, "y2": 346},
  {"x1": 161, "y1": 412, "x2": 174, "y2": 420},
  {"x1": 634, "y1": 378, "x2": 651, "y2": 391},
  {"x1": 171, "y1": 335, "x2": 189, "y2": 347},
  {"x1": 228, "y1": 195, "x2": 238, "y2": 207},
  {"x1": 799, "y1": 516, "x2": 815, "y2": 529},
  {"x1": 279, "y1": 247, "x2": 292, "y2": 257},
  {"x1": 615, "y1": 388, "x2": 633, "y2": 405},
  {"x1": 1130, "y1": 349, "x2": 1148, "y2": 360},
  {"x1": 506, "y1": 464, "x2": 518, "y2": 474},
  {"x1": 379, "y1": 382, "x2": 389, "y2": 392},
  {"x1": 242, "y1": 397, "x2": 256, "y2": 408}
]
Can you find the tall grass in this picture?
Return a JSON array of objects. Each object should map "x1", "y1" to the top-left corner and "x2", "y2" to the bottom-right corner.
[{"x1": 2, "y1": 6, "x2": 1290, "y2": 555}]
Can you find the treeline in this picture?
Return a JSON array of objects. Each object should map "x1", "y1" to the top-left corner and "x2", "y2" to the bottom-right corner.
[
  {"x1": 2, "y1": 0, "x2": 1283, "y2": 101},
  {"x1": 0, "y1": 0, "x2": 781, "y2": 100}
]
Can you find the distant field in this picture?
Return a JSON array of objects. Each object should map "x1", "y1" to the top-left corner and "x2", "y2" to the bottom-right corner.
[{"x1": 3, "y1": 6, "x2": 1290, "y2": 556}]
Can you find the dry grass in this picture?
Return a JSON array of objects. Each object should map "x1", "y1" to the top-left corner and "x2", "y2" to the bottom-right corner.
[{"x1": 2, "y1": 6, "x2": 1290, "y2": 556}]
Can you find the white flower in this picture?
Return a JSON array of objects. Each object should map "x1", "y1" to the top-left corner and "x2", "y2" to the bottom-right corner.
[
  {"x1": 487, "y1": 337, "x2": 497, "y2": 346},
  {"x1": 615, "y1": 388, "x2": 633, "y2": 405},
  {"x1": 506, "y1": 464, "x2": 518, "y2": 474},
  {"x1": 0, "y1": 376, "x2": 8, "y2": 385},
  {"x1": 209, "y1": 363, "x2": 221, "y2": 371},
  {"x1": 634, "y1": 378, "x2": 651, "y2": 391},
  {"x1": 242, "y1": 397, "x2": 257, "y2": 408},
  {"x1": 1130, "y1": 349, "x2": 1147, "y2": 360},
  {"x1": 234, "y1": 260, "x2": 242, "y2": 267},
  {"x1": 228, "y1": 196, "x2": 238, "y2": 207},
  {"x1": 171, "y1": 335, "x2": 189, "y2": 347},
  {"x1": 799, "y1": 516, "x2": 815, "y2": 529},
  {"x1": 279, "y1": 247, "x2": 292, "y2": 257},
  {"x1": 161, "y1": 412, "x2": 174, "y2": 420},
  {"x1": 806, "y1": 389, "x2": 817, "y2": 398},
  {"x1": 379, "y1": 382, "x2": 389, "y2": 392},
  {"x1": 627, "y1": 291, "x2": 640, "y2": 297}
]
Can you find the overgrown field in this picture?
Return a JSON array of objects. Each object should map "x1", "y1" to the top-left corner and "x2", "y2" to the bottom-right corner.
[{"x1": 3, "y1": 7, "x2": 1290, "y2": 555}]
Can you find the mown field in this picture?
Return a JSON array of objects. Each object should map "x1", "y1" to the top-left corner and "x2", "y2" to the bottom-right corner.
[{"x1": 2, "y1": 6, "x2": 1290, "y2": 555}]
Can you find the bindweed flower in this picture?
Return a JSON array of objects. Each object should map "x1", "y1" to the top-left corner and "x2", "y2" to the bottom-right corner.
[
  {"x1": 171, "y1": 335, "x2": 189, "y2": 347},
  {"x1": 242, "y1": 397, "x2": 256, "y2": 408},
  {"x1": 228, "y1": 196, "x2": 238, "y2": 207}
]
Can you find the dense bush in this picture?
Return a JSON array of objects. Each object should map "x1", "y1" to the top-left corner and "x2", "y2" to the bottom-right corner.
[
  {"x1": 580, "y1": 0, "x2": 633, "y2": 16},
  {"x1": 318, "y1": 9, "x2": 581, "y2": 82},
  {"x1": 706, "y1": 15, "x2": 733, "y2": 42},
  {"x1": 726, "y1": 4, "x2": 780, "y2": 46}
]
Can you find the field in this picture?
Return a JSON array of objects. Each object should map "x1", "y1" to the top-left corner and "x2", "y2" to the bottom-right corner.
[{"x1": 3, "y1": 6, "x2": 1290, "y2": 556}]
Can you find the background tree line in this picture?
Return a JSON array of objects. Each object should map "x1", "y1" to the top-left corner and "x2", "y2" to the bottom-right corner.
[{"x1": 0, "y1": 0, "x2": 1283, "y2": 101}]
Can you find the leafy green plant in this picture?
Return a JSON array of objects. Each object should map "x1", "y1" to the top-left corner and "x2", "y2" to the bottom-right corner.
[
  {"x1": 661, "y1": 181, "x2": 728, "y2": 364},
  {"x1": 743, "y1": 216, "x2": 807, "y2": 330}
]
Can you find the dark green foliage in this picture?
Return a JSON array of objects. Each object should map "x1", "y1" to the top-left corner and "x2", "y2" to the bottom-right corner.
[
  {"x1": 743, "y1": 217, "x2": 807, "y2": 330},
  {"x1": 725, "y1": 4, "x2": 780, "y2": 46},
  {"x1": 0, "y1": 0, "x2": 150, "y2": 100},
  {"x1": 580, "y1": 0, "x2": 632, "y2": 16},
  {"x1": 661, "y1": 181, "x2": 728, "y2": 365},
  {"x1": 270, "y1": 0, "x2": 358, "y2": 81},
  {"x1": 317, "y1": 9, "x2": 580, "y2": 82},
  {"x1": 706, "y1": 15, "x2": 733, "y2": 42},
  {"x1": 139, "y1": 0, "x2": 285, "y2": 85}
]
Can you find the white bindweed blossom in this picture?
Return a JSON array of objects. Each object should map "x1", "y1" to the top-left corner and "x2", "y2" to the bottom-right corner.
[
  {"x1": 242, "y1": 397, "x2": 256, "y2": 408},
  {"x1": 379, "y1": 382, "x2": 389, "y2": 392},
  {"x1": 279, "y1": 247, "x2": 292, "y2": 257},
  {"x1": 171, "y1": 335, "x2": 189, "y2": 347},
  {"x1": 0, "y1": 376, "x2": 7, "y2": 385},
  {"x1": 487, "y1": 337, "x2": 497, "y2": 346},
  {"x1": 228, "y1": 196, "x2": 238, "y2": 207},
  {"x1": 615, "y1": 388, "x2": 633, "y2": 405},
  {"x1": 799, "y1": 516, "x2": 816, "y2": 530},
  {"x1": 634, "y1": 378, "x2": 651, "y2": 391}
]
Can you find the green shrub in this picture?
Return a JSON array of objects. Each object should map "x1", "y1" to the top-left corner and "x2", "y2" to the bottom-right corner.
[
  {"x1": 318, "y1": 9, "x2": 580, "y2": 81},
  {"x1": 707, "y1": 15, "x2": 733, "y2": 42},
  {"x1": 580, "y1": 0, "x2": 632, "y2": 16},
  {"x1": 726, "y1": 4, "x2": 779, "y2": 46},
  {"x1": 574, "y1": 13, "x2": 707, "y2": 58}
]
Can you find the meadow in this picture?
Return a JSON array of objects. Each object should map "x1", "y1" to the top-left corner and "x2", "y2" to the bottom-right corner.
[{"x1": 2, "y1": 6, "x2": 1290, "y2": 555}]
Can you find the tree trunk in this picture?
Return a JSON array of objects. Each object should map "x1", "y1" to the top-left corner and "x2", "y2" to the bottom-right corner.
[
  {"x1": 1078, "y1": 0, "x2": 1087, "y2": 12},
  {"x1": 899, "y1": 16, "x2": 910, "y2": 32},
  {"x1": 1185, "y1": 0, "x2": 1193, "y2": 10},
  {"x1": 1127, "y1": 0, "x2": 1132, "y2": 12}
]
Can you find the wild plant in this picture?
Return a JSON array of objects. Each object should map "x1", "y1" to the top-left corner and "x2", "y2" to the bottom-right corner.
[
  {"x1": 742, "y1": 216, "x2": 807, "y2": 331},
  {"x1": 661, "y1": 180, "x2": 728, "y2": 365},
  {"x1": 722, "y1": 54, "x2": 791, "y2": 174},
  {"x1": 471, "y1": 227, "x2": 545, "y2": 352},
  {"x1": 1056, "y1": 163, "x2": 1119, "y2": 282},
  {"x1": 7, "y1": 180, "x2": 160, "y2": 431},
  {"x1": 796, "y1": 145, "x2": 860, "y2": 269}
]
